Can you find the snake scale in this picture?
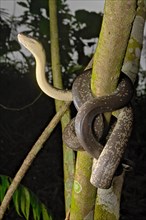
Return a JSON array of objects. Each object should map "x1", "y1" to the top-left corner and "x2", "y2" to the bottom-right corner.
[{"x1": 18, "y1": 33, "x2": 134, "y2": 189}]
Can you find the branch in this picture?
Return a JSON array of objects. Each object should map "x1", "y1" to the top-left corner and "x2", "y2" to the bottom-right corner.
[{"x1": 0, "y1": 92, "x2": 42, "y2": 111}]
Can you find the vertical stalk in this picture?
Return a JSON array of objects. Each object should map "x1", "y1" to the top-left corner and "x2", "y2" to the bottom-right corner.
[
  {"x1": 70, "y1": 0, "x2": 137, "y2": 219},
  {"x1": 91, "y1": 0, "x2": 136, "y2": 96},
  {"x1": 69, "y1": 66, "x2": 96, "y2": 220},
  {"x1": 70, "y1": 152, "x2": 96, "y2": 220},
  {"x1": 48, "y1": 0, "x2": 75, "y2": 213},
  {"x1": 91, "y1": 1, "x2": 143, "y2": 219}
]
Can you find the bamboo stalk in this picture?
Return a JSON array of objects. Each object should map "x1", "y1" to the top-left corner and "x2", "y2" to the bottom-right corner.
[{"x1": 48, "y1": 0, "x2": 75, "y2": 213}]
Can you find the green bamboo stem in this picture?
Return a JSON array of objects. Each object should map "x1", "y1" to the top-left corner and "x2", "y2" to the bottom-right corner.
[
  {"x1": 70, "y1": 152, "x2": 96, "y2": 220},
  {"x1": 69, "y1": 64, "x2": 96, "y2": 219},
  {"x1": 48, "y1": 0, "x2": 75, "y2": 213}
]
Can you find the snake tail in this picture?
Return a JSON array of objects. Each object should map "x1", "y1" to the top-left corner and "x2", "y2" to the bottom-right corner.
[{"x1": 90, "y1": 106, "x2": 133, "y2": 189}]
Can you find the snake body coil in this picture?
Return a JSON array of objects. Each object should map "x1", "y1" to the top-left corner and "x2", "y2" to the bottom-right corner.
[
  {"x1": 90, "y1": 106, "x2": 133, "y2": 188},
  {"x1": 74, "y1": 73, "x2": 133, "y2": 159},
  {"x1": 63, "y1": 69, "x2": 104, "y2": 151},
  {"x1": 63, "y1": 69, "x2": 134, "y2": 188}
]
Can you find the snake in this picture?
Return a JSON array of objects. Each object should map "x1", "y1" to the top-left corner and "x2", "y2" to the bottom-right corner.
[
  {"x1": 90, "y1": 106, "x2": 133, "y2": 188},
  {"x1": 18, "y1": 33, "x2": 134, "y2": 188},
  {"x1": 63, "y1": 69, "x2": 105, "y2": 151},
  {"x1": 17, "y1": 33, "x2": 72, "y2": 101},
  {"x1": 74, "y1": 72, "x2": 133, "y2": 158},
  {"x1": 63, "y1": 69, "x2": 134, "y2": 188}
]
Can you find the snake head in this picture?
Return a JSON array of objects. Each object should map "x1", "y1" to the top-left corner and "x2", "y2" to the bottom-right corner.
[{"x1": 17, "y1": 33, "x2": 44, "y2": 59}]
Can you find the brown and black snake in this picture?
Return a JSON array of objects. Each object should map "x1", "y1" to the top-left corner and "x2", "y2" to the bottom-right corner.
[{"x1": 63, "y1": 69, "x2": 134, "y2": 188}]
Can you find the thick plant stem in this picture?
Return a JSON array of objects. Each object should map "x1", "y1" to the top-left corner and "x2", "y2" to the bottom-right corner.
[
  {"x1": 91, "y1": 1, "x2": 145, "y2": 220},
  {"x1": 48, "y1": 0, "x2": 75, "y2": 213},
  {"x1": 69, "y1": 62, "x2": 96, "y2": 220},
  {"x1": 0, "y1": 101, "x2": 71, "y2": 220},
  {"x1": 91, "y1": 0, "x2": 136, "y2": 96},
  {"x1": 70, "y1": 1, "x2": 137, "y2": 220},
  {"x1": 94, "y1": 173, "x2": 126, "y2": 220},
  {"x1": 92, "y1": 0, "x2": 136, "y2": 124},
  {"x1": 70, "y1": 152, "x2": 96, "y2": 220}
]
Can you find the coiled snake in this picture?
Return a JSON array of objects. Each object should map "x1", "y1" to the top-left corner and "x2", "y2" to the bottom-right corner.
[
  {"x1": 18, "y1": 33, "x2": 134, "y2": 189},
  {"x1": 63, "y1": 69, "x2": 134, "y2": 188}
]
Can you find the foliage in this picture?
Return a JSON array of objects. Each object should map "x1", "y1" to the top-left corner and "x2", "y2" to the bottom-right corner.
[
  {"x1": 0, "y1": 9, "x2": 20, "y2": 57},
  {"x1": 0, "y1": 175, "x2": 52, "y2": 220}
]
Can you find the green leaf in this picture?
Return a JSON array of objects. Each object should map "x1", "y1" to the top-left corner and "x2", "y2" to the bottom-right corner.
[
  {"x1": 13, "y1": 187, "x2": 22, "y2": 216},
  {"x1": 31, "y1": 194, "x2": 41, "y2": 220},
  {"x1": 0, "y1": 175, "x2": 10, "y2": 202},
  {"x1": 41, "y1": 204, "x2": 52, "y2": 220},
  {"x1": 20, "y1": 186, "x2": 30, "y2": 220},
  {"x1": 0, "y1": 175, "x2": 52, "y2": 220}
]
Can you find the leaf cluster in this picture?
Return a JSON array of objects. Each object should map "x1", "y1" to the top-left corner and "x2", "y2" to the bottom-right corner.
[{"x1": 0, "y1": 175, "x2": 52, "y2": 220}]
